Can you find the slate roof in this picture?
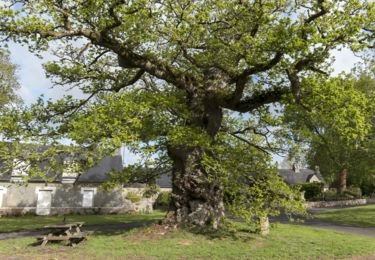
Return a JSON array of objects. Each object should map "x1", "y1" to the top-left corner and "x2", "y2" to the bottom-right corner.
[
  {"x1": 2, "y1": 152, "x2": 323, "y2": 188},
  {"x1": 75, "y1": 156, "x2": 123, "y2": 183},
  {"x1": 279, "y1": 169, "x2": 324, "y2": 185},
  {"x1": 156, "y1": 173, "x2": 172, "y2": 188},
  {"x1": 0, "y1": 155, "x2": 123, "y2": 183},
  {"x1": 0, "y1": 154, "x2": 175, "y2": 188}
]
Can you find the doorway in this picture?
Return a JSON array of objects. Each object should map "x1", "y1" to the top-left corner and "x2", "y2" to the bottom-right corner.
[
  {"x1": 36, "y1": 190, "x2": 52, "y2": 215},
  {"x1": 82, "y1": 189, "x2": 94, "y2": 207}
]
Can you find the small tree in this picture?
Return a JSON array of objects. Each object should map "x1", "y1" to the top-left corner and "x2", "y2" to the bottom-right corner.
[{"x1": 297, "y1": 65, "x2": 375, "y2": 195}]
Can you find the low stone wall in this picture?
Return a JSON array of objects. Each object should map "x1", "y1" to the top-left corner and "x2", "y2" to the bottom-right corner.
[{"x1": 306, "y1": 198, "x2": 375, "y2": 208}]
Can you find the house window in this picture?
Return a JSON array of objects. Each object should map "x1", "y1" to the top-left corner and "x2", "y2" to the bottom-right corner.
[
  {"x1": 0, "y1": 186, "x2": 6, "y2": 208},
  {"x1": 81, "y1": 188, "x2": 96, "y2": 208}
]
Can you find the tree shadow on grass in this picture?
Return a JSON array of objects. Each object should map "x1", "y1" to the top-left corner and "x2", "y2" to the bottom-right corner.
[
  {"x1": 82, "y1": 220, "x2": 158, "y2": 236},
  {"x1": 185, "y1": 224, "x2": 258, "y2": 242}
]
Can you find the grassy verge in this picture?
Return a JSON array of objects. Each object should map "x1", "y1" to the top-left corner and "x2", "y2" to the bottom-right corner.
[
  {"x1": 315, "y1": 204, "x2": 375, "y2": 227},
  {"x1": 0, "y1": 211, "x2": 165, "y2": 233},
  {"x1": 0, "y1": 221, "x2": 374, "y2": 259}
]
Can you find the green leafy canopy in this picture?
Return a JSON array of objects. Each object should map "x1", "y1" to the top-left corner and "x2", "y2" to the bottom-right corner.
[{"x1": 0, "y1": 0, "x2": 374, "y2": 227}]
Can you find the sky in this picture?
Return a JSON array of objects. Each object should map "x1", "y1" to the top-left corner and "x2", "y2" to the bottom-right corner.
[{"x1": 6, "y1": 42, "x2": 363, "y2": 166}]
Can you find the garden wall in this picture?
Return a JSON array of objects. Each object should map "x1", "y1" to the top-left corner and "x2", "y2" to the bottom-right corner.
[{"x1": 306, "y1": 198, "x2": 375, "y2": 208}]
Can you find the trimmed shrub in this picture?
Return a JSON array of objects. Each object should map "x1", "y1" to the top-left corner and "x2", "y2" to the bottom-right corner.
[
  {"x1": 298, "y1": 182, "x2": 324, "y2": 201},
  {"x1": 322, "y1": 188, "x2": 337, "y2": 199},
  {"x1": 345, "y1": 186, "x2": 362, "y2": 198},
  {"x1": 320, "y1": 187, "x2": 362, "y2": 201}
]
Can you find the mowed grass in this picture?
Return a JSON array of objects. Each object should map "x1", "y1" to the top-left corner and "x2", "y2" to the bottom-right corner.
[
  {"x1": 316, "y1": 204, "x2": 375, "y2": 227},
  {"x1": 0, "y1": 222, "x2": 375, "y2": 259},
  {"x1": 0, "y1": 211, "x2": 166, "y2": 233}
]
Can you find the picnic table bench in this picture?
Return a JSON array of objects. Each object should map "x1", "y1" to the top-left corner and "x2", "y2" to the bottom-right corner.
[{"x1": 37, "y1": 222, "x2": 87, "y2": 247}]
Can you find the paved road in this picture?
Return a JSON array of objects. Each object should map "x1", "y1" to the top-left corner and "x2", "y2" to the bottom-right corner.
[
  {"x1": 271, "y1": 207, "x2": 375, "y2": 238},
  {"x1": 273, "y1": 216, "x2": 375, "y2": 238}
]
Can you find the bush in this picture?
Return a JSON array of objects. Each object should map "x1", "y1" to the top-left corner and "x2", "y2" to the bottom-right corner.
[
  {"x1": 344, "y1": 186, "x2": 362, "y2": 198},
  {"x1": 298, "y1": 183, "x2": 324, "y2": 201},
  {"x1": 142, "y1": 184, "x2": 160, "y2": 198},
  {"x1": 360, "y1": 182, "x2": 375, "y2": 197},
  {"x1": 125, "y1": 191, "x2": 142, "y2": 203},
  {"x1": 322, "y1": 188, "x2": 337, "y2": 200},
  {"x1": 321, "y1": 193, "x2": 352, "y2": 201},
  {"x1": 155, "y1": 191, "x2": 171, "y2": 208},
  {"x1": 319, "y1": 187, "x2": 362, "y2": 201}
]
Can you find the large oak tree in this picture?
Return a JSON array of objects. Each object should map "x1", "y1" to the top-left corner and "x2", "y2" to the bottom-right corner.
[{"x1": 0, "y1": 0, "x2": 374, "y2": 229}]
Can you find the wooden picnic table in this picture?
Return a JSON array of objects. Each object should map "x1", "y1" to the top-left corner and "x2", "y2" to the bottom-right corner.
[{"x1": 37, "y1": 222, "x2": 87, "y2": 247}]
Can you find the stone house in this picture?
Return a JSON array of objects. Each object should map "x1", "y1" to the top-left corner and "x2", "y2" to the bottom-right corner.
[
  {"x1": 0, "y1": 151, "x2": 171, "y2": 216},
  {"x1": 279, "y1": 164, "x2": 327, "y2": 187}
]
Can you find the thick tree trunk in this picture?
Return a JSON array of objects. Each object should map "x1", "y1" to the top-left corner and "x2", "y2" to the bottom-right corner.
[
  {"x1": 166, "y1": 146, "x2": 225, "y2": 229},
  {"x1": 339, "y1": 168, "x2": 348, "y2": 194},
  {"x1": 165, "y1": 98, "x2": 225, "y2": 229}
]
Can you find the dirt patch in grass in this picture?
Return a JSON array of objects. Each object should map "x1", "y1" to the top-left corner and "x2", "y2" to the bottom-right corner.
[
  {"x1": 177, "y1": 239, "x2": 193, "y2": 246},
  {"x1": 124, "y1": 224, "x2": 171, "y2": 241},
  {"x1": 343, "y1": 252, "x2": 375, "y2": 260}
]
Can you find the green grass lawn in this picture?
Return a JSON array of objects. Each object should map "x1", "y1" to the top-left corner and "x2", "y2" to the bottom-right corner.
[
  {"x1": 315, "y1": 204, "x2": 375, "y2": 227},
  {"x1": 0, "y1": 211, "x2": 166, "y2": 233},
  {"x1": 0, "y1": 217, "x2": 375, "y2": 259}
]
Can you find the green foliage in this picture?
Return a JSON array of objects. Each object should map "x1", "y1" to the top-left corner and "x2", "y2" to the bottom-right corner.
[
  {"x1": 345, "y1": 186, "x2": 362, "y2": 198},
  {"x1": 297, "y1": 183, "x2": 324, "y2": 201},
  {"x1": 215, "y1": 138, "x2": 307, "y2": 226},
  {"x1": 319, "y1": 187, "x2": 362, "y2": 201},
  {"x1": 125, "y1": 191, "x2": 142, "y2": 204},
  {"x1": 322, "y1": 188, "x2": 338, "y2": 199},
  {"x1": 155, "y1": 191, "x2": 171, "y2": 208},
  {"x1": 143, "y1": 184, "x2": 161, "y2": 199},
  {"x1": 302, "y1": 65, "x2": 375, "y2": 195}
]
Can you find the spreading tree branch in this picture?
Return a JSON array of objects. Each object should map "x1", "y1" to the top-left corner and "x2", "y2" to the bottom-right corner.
[{"x1": 224, "y1": 86, "x2": 290, "y2": 113}]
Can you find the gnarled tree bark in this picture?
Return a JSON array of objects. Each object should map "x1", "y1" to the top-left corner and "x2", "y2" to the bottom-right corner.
[{"x1": 165, "y1": 97, "x2": 225, "y2": 229}]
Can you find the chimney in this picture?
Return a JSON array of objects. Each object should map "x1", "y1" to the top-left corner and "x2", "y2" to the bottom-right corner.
[
  {"x1": 292, "y1": 156, "x2": 301, "y2": 173},
  {"x1": 292, "y1": 163, "x2": 300, "y2": 173},
  {"x1": 315, "y1": 165, "x2": 320, "y2": 174}
]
